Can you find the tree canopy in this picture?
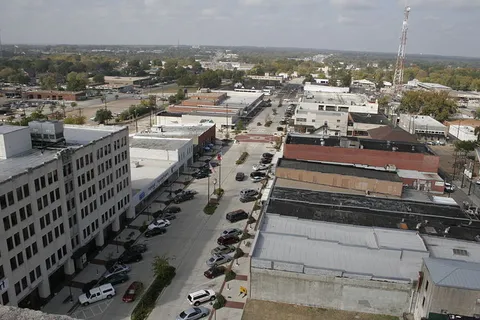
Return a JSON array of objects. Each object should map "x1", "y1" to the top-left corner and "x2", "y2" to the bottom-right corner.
[
  {"x1": 198, "y1": 70, "x2": 221, "y2": 88},
  {"x1": 398, "y1": 91, "x2": 457, "y2": 122},
  {"x1": 66, "y1": 72, "x2": 88, "y2": 91},
  {"x1": 94, "y1": 109, "x2": 113, "y2": 124}
]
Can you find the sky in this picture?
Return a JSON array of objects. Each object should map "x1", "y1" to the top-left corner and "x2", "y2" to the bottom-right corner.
[{"x1": 0, "y1": 0, "x2": 479, "y2": 57}]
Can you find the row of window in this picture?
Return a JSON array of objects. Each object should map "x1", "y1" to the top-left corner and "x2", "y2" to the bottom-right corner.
[
  {"x1": 80, "y1": 200, "x2": 98, "y2": 220},
  {"x1": 97, "y1": 144, "x2": 112, "y2": 160},
  {"x1": 37, "y1": 188, "x2": 60, "y2": 211},
  {"x1": 115, "y1": 164, "x2": 129, "y2": 180},
  {"x1": 97, "y1": 159, "x2": 113, "y2": 176},
  {"x1": 116, "y1": 178, "x2": 130, "y2": 193},
  {"x1": 117, "y1": 195, "x2": 130, "y2": 212},
  {"x1": 14, "y1": 265, "x2": 41, "y2": 297},
  {"x1": 77, "y1": 169, "x2": 95, "y2": 187},
  {"x1": 71, "y1": 235, "x2": 80, "y2": 250},
  {"x1": 68, "y1": 214, "x2": 78, "y2": 229},
  {"x1": 101, "y1": 205, "x2": 117, "y2": 224},
  {"x1": 2, "y1": 204, "x2": 33, "y2": 232},
  {"x1": 99, "y1": 188, "x2": 115, "y2": 206},
  {"x1": 45, "y1": 245, "x2": 67, "y2": 270},
  {"x1": 76, "y1": 153, "x2": 94, "y2": 171},
  {"x1": 0, "y1": 190, "x2": 15, "y2": 211},
  {"x1": 114, "y1": 150, "x2": 128, "y2": 166},
  {"x1": 63, "y1": 162, "x2": 72, "y2": 177},
  {"x1": 99, "y1": 173, "x2": 114, "y2": 191},
  {"x1": 113, "y1": 136, "x2": 127, "y2": 151},
  {"x1": 42, "y1": 223, "x2": 65, "y2": 248},
  {"x1": 66, "y1": 198, "x2": 76, "y2": 212},
  {"x1": 34, "y1": 170, "x2": 59, "y2": 192},
  {"x1": 64, "y1": 180, "x2": 74, "y2": 194},
  {"x1": 83, "y1": 219, "x2": 100, "y2": 240},
  {"x1": 79, "y1": 185, "x2": 96, "y2": 204},
  {"x1": 39, "y1": 206, "x2": 63, "y2": 230}
]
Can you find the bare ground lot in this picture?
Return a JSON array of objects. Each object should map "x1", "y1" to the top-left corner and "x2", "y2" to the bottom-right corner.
[{"x1": 242, "y1": 300, "x2": 399, "y2": 320}]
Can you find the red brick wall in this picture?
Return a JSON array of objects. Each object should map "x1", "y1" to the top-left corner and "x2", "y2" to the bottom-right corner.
[
  {"x1": 284, "y1": 145, "x2": 440, "y2": 173},
  {"x1": 198, "y1": 125, "x2": 216, "y2": 146}
]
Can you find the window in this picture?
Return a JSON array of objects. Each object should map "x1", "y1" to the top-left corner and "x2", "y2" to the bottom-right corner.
[
  {"x1": 7, "y1": 238, "x2": 13, "y2": 251},
  {"x1": 34, "y1": 179, "x2": 40, "y2": 192},
  {"x1": 3, "y1": 217, "x2": 10, "y2": 231},
  {"x1": 10, "y1": 257, "x2": 17, "y2": 271},
  {"x1": 10, "y1": 212, "x2": 17, "y2": 227},
  {"x1": 42, "y1": 235, "x2": 48, "y2": 248},
  {"x1": 48, "y1": 231, "x2": 53, "y2": 243},
  {"x1": 26, "y1": 204, "x2": 32, "y2": 217},
  {"x1": 26, "y1": 246, "x2": 32, "y2": 259},
  {"x1": 14, "y1": 282, "x2": 21, "y2": 295},
  {"x1": 29, "y1": 224, "x2": 35, "y2": 236},
  {"x1": 453, "y1": 248, "x2": 469, "y2": 256},
  {"x1": 21, "y1": 277, "x2": 27, "y2": 290},
  {"x1": 22, "y1": 227, "x2": 29, "y2": 241},
  {"x1": 40, "y1": 176, "x2": 46, "y2": 189},
  {"x1": 422, "y1": 297, "x2": 426, "y2": 307},
  {"x1": 0, "y1": 266, "x2": 3, "y2": 279},
  {"x1": 32, "y1": 242, "x2": 38, "y2": 254},
  {"x1": 23, "y1": 184, "x2": 29, "y2": 197},
  {"x1": 17, "y1": 253, "x2": 24, "y2": 266},
  {"x1": 2, "y1": 292, "x2": 9, "y2": 305},
  {"x1": 13, "y1": 233, "x2": 20, "y2": 246},
  {"x1": 45, "y1": 258, "x2": 51, "y2": 270},
  {"x1": 29, "y1": 270, "x2": 35, "y2": 283},
  {"x1": 40, "y1": 217, "x2": 45, "y2": 229},
  {"x1": 36, "y1": 266, "x2": 41, "y2": 278},
  {"x1": 37, "y1": 198, "x2": 43, "y2": 211},
  {"x1": 7, "y1": 191, "x2": 14, "y2": 206},
  {"x1": 47, "y1": 172, "x2": 53, "y2": 185},
  {"x1": 16, "y1": 187, "x2": 23, "y2": 201},
  {"x1": 19, "y1": 207, "x2": 26, "y2": 221}
]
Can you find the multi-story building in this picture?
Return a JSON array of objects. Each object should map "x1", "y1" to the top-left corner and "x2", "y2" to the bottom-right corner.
[
  {"x1": 293, "y1": 109, "x2": 349, "y2": 136},
  {"x1": 398, "y1": 114, "x2": 447, "y2": 143},
  {"x1": 0, "y1": 121, "x2": 132, "y2": 308}
]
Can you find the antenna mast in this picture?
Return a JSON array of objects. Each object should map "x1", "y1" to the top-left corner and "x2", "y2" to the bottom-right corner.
[
  {"x1": 393, "y1": 6, "x2": 411, "y2": 95},
  {"x1": 0, "y1": 29, "x2": 3, "y2": 58}
]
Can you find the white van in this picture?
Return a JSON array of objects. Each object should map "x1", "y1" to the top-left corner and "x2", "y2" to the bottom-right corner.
[
  {"x1": 78, "y1": 284, "x2": 116, "y2": 306},
  {"x1": 187, "y1": 289, "x2": 216, "y2": 306}
]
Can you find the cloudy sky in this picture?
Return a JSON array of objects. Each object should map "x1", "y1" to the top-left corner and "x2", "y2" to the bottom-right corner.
[{"x1": 0, "y1": 0, "x2": 478, "y2": 57}]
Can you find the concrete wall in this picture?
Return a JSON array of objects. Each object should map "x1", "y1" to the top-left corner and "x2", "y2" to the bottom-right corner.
[
  {"x1": 275, "y1": 167, "x2": 403, "y2": 197},
  {"x1": 0, "y1": 128, "x2": 32, "y2": 159},
  {"x1": 414, "y1": 264, "x2": 480, "y2": 320},
  {"x1": 284, "y1": 144, "x2": 440, "y2": 173},
  {"x1": 251, "y1": 268, "x2": 413, "y2": 316}
]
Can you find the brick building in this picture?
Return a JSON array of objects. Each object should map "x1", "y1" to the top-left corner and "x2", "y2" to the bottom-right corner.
[
  {"x1": 23, "y1": 90, "x2": 87, "y2": 101},
  {"x1": 180, "y1": 92, "x2": 227, "y2": 106}
]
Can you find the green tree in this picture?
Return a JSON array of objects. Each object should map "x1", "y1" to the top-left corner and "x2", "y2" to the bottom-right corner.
[
  {"x1": 92, "y1": 74, "x2": 105, "y2": 84},
  {"x1": 48, "y1": 104, "x2": 56, "y2": 115},
  {"x1": 63, "y1": 115, "x2": 86, "y2": 125},
  {"x1": 114, "y1": 94, "x2": 119, "y2": 100},
  {"x1": 175, "y1": 88, "x2": 185, "y2": 101},
  {"x1": 303, "y1": 74, "x2": 314, "y2": 84},
  {"x1": 66, "y1": 72, "x2": 88, "y2": 91},
  {"x1": 40, "y1": 74, "x2": 57, "y2": 90},
  {"x1": 58, "y1": 103, "x2": 67, "y2": 118},
  {"x1": 168, "y1": 95, "x2": 177, "y2": 104},
  {"x1": 340, "y1": 71, "x2": 352, "y2": 87},
  {"x1": 198, "y1": 70, "x2": 221, "y2": 89},
  {"x1": 399, "y1": 91, "x2": 457, "y2": 122},
  {"x1": 152, "y1": 255, "x2": 171, "y2": 279},
  {"x1": 250, "y1": 65, "x2": 265, "y2": 76},
  {"x1": 454, "y1": 140, "x2": 477, "y2": 152},
  {"x1": 474, "y1": 108, "x2": 480, "y2": 120},
  {"x1": 94, "y1": 109, "x2": 113, "y2": 124},
  {"x1": 177, "y1": 74, "x2": 197, "y2": 86}
]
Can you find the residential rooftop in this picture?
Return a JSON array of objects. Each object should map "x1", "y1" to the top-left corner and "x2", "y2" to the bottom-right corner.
[
  {"x1": 251, "y1": 214, "x2": 428, "y2": 282},
  {"x1": 277, "y1": 158, "x2": 402, "y2": 182},
  {"x1": 349, "y1": 112, "x2": 389, "y2": 125},
  {"x1": 424, "y1": 257, "x2": 480, "y2": 290},
  {"x1": 265, "y1": 186, "x2": 480, "y2": 241},
  {"x1": 285, "y1": 134, "x2": 431, "y2": 154}
]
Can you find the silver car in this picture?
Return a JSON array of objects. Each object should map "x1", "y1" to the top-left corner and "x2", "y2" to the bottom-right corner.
[
  {"x1": 221, "y1": 228, "x2": 242, "y2": 237},
  {"x1": 176, "y1": 306, "x2": 210, "y2": 320},
  {"x1": 210, "y1": 245, "x2": 235, "y2": 256},
  {"x1": 206, "y1": 254, "x2": 232, "y2": 267}
]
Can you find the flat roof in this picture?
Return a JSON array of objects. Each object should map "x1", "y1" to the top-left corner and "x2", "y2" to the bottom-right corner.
[
  {"x1": 130, "y1": 137, "x2": 190, "y2": 151},
  {"x1": 213, "y1": 90, "x2": 263, "y2": 107},
  {"x1": 277, "y1": 159, "x2": 402, "y2": 182},
  {"x1": 424, "y1": 257, "x2": 480, "y2": 290},
  {"x1": 286, "y1": 134, "x2": 431, "y2": 154},
  {"x1": 423, "y1": 236, "x2": 480, "y2": 263},
  {"x1": 411, "y1": 115, "x2": 446, "y2": 128},
  {"x1": 252, "y1": 214, "x2": 428, "y2": 282},
  {"x1": 0, "y1": 125, "x2": 127, "y2": 183},
  {"x1": 302, "y1": 92, "x2": 368, "y2": 105},
  {"x1": 265, "y1": 186, "x2": 479, "y2": 241},
  {"x1": 141, "y1": 124, "x2": 214, "y2": 139},
  {"x1": 0, "y1": 125, "x2": 27, "y2": 134},
  {"x1": 349, "y1": 113, "x2": 389, "y2": 125},
  {"x1": 104, "y1": 76, "x2": 150, "y2": 81},
  {"x1": 130, "y1": 158, "x2": 175, "y2": 195}
]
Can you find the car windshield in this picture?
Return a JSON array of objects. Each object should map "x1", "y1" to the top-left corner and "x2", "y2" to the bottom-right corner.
[
  {"x1": 127, "y1": 289, "x2": 135, "y2": 294},
  {"x1": 179, "y1": 311, "x2": 187, "y2": 318}
]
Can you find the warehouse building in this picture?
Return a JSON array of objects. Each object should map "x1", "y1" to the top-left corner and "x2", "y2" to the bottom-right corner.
[{"x1": 398, "y1": 115, "x2": 447, "y2": 143}]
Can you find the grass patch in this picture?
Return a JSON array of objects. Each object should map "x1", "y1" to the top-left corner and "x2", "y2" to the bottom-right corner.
[
  {"x1": 203, "y1": 203, "x2": 218, "y2": 215},
  {"x1": 236, "y1": 152, "x2": 249, "y2": 165},
  {"x1": 131, "y1": 266, "x2": 176, "y2": 320}
]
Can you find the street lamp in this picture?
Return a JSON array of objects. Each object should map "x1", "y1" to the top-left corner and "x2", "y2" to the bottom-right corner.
[
  {"x1": 69, "y1": 282, "x2": 73, "y2": 302},
  {"x1": 116, "y1": 236, "x2": 121, "y2": 253}
]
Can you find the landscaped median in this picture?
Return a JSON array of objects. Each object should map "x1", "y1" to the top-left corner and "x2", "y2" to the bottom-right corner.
[
  {"x1": 235, "y1": 152, "x2": 249, "y2": 165},
  {"x1": 131, "y1": 256, "x2": 176, "y2": 320}
]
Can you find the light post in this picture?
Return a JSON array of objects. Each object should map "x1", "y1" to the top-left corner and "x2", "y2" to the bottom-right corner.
[
  {"x1": 213, "y1": 178, "x2": 217, "y2": 195},
  {"x1": 69, "y1": 282, "x2": 73, "y2": 302},
  {"x1": 116, "y1": 236, "x2": 121, "y2": 254}
]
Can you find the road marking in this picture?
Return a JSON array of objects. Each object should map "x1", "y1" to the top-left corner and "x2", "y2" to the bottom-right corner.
[{"x1": 72, "y1": 300, "x2": 113, "y2": 320}]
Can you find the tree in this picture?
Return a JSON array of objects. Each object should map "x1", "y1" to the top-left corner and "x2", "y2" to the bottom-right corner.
[
  {"x1": 48, "y1": 104, "x2": 56, "y2": 115},
  {"x1": 168, "y1": 95, "x2": 177, "y2": 104},
  {"x1": 177, "y1": 74, "x2": 197, "y2": 86},
  {"x1": 63, "y1": 115, "x2": 86, "y2": 125},
  {"x1": 94, "y1": 109, "x2": 113, "y2": 124},
  {"x1": 454, "y1": 140, "x2": 477, "y2": 152},
  {"x1": 58, "y1": 103, "x2": 67, "y2": 118},
  {"x1": 92, "y1": 74, "x2": 105, "y2": 84},
  {"x1": 340, "y1": 71, "x2": 352, "y2": 87},
  {"x1": 475, "y1": 126, "x2": 480, "y2": 142},
  {"x1": 378, "y1": 95, "x2": 391, "y2": 113},
  {"x1": 474, "y1": 108, "x2": 480, "y2": 120},
  {"x1": 198, "y1": 70, "x2": 221, "y2": 89},
  {"x1": 398, "y1": 91, "x2": 457, "y2": 122},
  {"x1": 152, "y1": 255, "x2": 171, "y2": 279},
  {"x1": 66, "y1": 72, "x2": 88, "y2": 91},
  {"x1": 40, "y1": 74, "x2": 57, "y2": 90},
  {"x1": 303, "y1": 74, "x2": 314, "y2": 84},
  {"x1": 70, "y1": 102, "x2": 77, "y2": 113},
  {"x1": 114, "y1": 94, "x2": 119, "y2": 100}
]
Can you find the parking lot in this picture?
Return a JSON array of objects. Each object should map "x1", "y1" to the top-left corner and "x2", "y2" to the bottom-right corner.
[{"x1": 66, "y1": 140, "x2": 273, "y2": 320}]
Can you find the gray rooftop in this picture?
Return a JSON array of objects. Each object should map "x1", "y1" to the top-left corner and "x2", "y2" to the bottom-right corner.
[
  {"x1": 130, "y1": 137, "x2": 190, "y2": 150},
  {"x1": 0, "y1": 305, "x2": 78, "y2": 319},
  {"x1": 251, "y1": 214, "x2": 428, "y2": 282},
  {"x1": 277, "y1": 159, "x2": 402, "y2": 182},
  {"x1": 301, "y1": 92, "x2": 368, "y2": 105},
  {"x1": 424, "y1": 257, "x2": 480, "y2": 290},
  {"x1": 0, "y1": 125, "x2": 26, "y2": 134},
  {"x1": 140, "y1": 124, "x2": 214, "y2": 139}
]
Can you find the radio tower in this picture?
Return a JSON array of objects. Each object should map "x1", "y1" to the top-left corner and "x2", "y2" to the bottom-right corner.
[{"x1": 393, "y1": 6, "x2": 411, "y2": 95}]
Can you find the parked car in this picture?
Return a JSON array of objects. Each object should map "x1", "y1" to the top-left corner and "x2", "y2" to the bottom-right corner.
[
  {"x1": 105, "y1": 264, "x2": 131, "y2": 277},
  {"x1": 99, "y1": 273, "x2": 129, "y2": 286},
  {"x1": 221, "y1": 228, "x2": 242, "y2": 237},
  {"x1": 122, "y1": 281, "x2": 143, "y2": 303},
  {"x1": 210, "y1": 245, "x2": 235, "y2": 256},
  {"x1": 148, "y1": 219, "x2": 171, "y2": 230},
  {"x1": 252, "y1": 164, "x2": 271, "y2": 171},
  {"x1": 192, "y1": 171, "x2": 210, "y2": 179},
  {"x1": 240, "y1": 189, "x2": 258, "y2": 198},
  {"x1": 187, "y1": 289, "x2": 216, "y2": 306},
  {"x1": 176, "y1": 306, "x2": 210, "y2": 320},
  {"x1": 235, "y1": 172, "x2": 245, "y2": 181},
  {"x1": 226, "y1": 209, "x2": 249, "y2": 223},
  {"x1": 78, "y1": 284, "x2": 115, "y2": 306},
  {"x1": 162, "y1": 212, "x2": 177, "y2": 220},
  {"x1": 125, "y1": 243, "x2": 147, "y2": 254},
  {"x1": 206, "y1": 253, "x2": 233, "y2": 267},
  {"x1": 144, "y1": 227, "x2": 167, "y2": 238},
  {"x1": 217, "y1": 234, "x2": 240, "y2": 245},
  {"x1": 250, "y1": 171, "x2": 266, "y2": 182},
  {"x1": 259, "y1": 157, "x2": 272, "y2": 164},
  {"x1": 204, "y1": 266, "x2": 226, "y2": 279},
  {"x1": 118, "y1": 251, "x2": 143, "y2": 264},
  {"x1": 240, "y1": 195, "x2": 257, "y2": 203},
  {"x1": 262, "y1": 152, "x2": 274, "y2": 158},
  {"x1": 173, "y1": 191, "x2": 195, "y2": 203},
  {"x1": 164, "y1": 206, "x2": 181, "y2": 213}
]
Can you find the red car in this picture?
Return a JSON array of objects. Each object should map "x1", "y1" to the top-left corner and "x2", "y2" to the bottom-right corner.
[
  {"x1": 204, "y1": 266, "x2": 226, "y2": 279},
  {"x1": 122, "y1": 281, "x2": 143, "y2": 302},
  {"x1": 217, "y1": 234, "x2": 240, "y2": 246}
]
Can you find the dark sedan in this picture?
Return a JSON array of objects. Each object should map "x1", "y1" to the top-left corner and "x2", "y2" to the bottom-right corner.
[
  {"x1": 217, "y1": 234, "x2": 240, "y2": 246},
  {"x1": 145, "y1": 227, "x2": 167, "y2": 238},
  {"x1": 204, "y1": 266, "x2": 226, "y2": 279}
]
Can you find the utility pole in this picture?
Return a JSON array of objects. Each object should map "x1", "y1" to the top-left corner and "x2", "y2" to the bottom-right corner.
[
  {"x1": 225, "y1": 104, "x2": 229, "y2": 139},
  {"x1": 393, "y1": 6, "x2": 411, "y2": 96}
]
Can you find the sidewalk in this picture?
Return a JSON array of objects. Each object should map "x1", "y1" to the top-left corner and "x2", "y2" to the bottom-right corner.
[
  {"x1": 452, "y1": 179, "x2": 480, "y2": 207},
  {"x1": 42, "y1": 145, "x2": 223, "y2": 317}
]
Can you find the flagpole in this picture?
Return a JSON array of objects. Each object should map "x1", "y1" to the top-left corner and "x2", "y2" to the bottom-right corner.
[
  {"x1": 207, "y1": 171, "x2": 210, "y2": 205},
  {"x1": 218, "y1": 154, "x2": 222, "y2": 190}
]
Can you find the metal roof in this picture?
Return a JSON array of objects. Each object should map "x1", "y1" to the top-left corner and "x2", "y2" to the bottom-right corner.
[
  {"x1": 424, "y1": 257, "x2": 480, "y2": 290},
  {"x1": 252, "y1": 214, "x2": 429, "y2": 282}
]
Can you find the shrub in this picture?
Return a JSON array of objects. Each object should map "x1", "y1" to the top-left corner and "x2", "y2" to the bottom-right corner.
[
  {"x1": 247, "y1": 216, "x2": 256, "y2": 225},
  {"x1": 131, "y1": 266, "x2": 176, "y2": 320},
  {"x1": 252, "y1": 202, "x2": 261, "y2": 211},
  {"x1": 257, "y1": 122, "x2": 262, "y2": 126},
  {"x1": 264, "y1": 121, "x2": 273, "y2": 127},
  {"x1": 203, "y1": 203, "x2": 217, "y2": 215},
  {"x1": 124, "y1": 240, "x2": 135, "y2": 250},
  {"x1": 235, "y1": 152, "x2": 249, "y2": 165},
  {"x1": 213, "y1": 294, "x2": 226, "y2": 310},
  {"x1": 224, "y1": 269, "x2": 236, "y2": 282},
  {"x1": 240, "y1": 233, "x2": 251, "y2": 241},
  {"x1": 234, "y1": 248, "x2": 244, "y2": 259},
  {"x1": 214, "y1": 188, "x2": 224, "y2": 196}
]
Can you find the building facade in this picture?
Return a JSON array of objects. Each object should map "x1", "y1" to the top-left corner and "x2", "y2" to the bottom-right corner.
[
  {"x1": 0, "y1": 122, "x2": 132, "y2": 308},
  {"x1": 398, "y1": 115, "x2": 447, "y2": 142},
  {"x1": 23, "y1": 91, "x2": 86, "y2": 101},
  {"x1": 293, "y1": 110, "x2": 349, "y2": 136}
]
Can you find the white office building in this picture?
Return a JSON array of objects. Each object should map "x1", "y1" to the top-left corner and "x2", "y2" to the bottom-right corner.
[
  {"x1": 398, "y1": 114, "x2": 447, "y2": 141},
  {"x1": 293, "y1": 109, "x2": 349, "y2": 136},
  {"x1": 0, "y1": 122, "x2": 132, "y2": 308}
]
